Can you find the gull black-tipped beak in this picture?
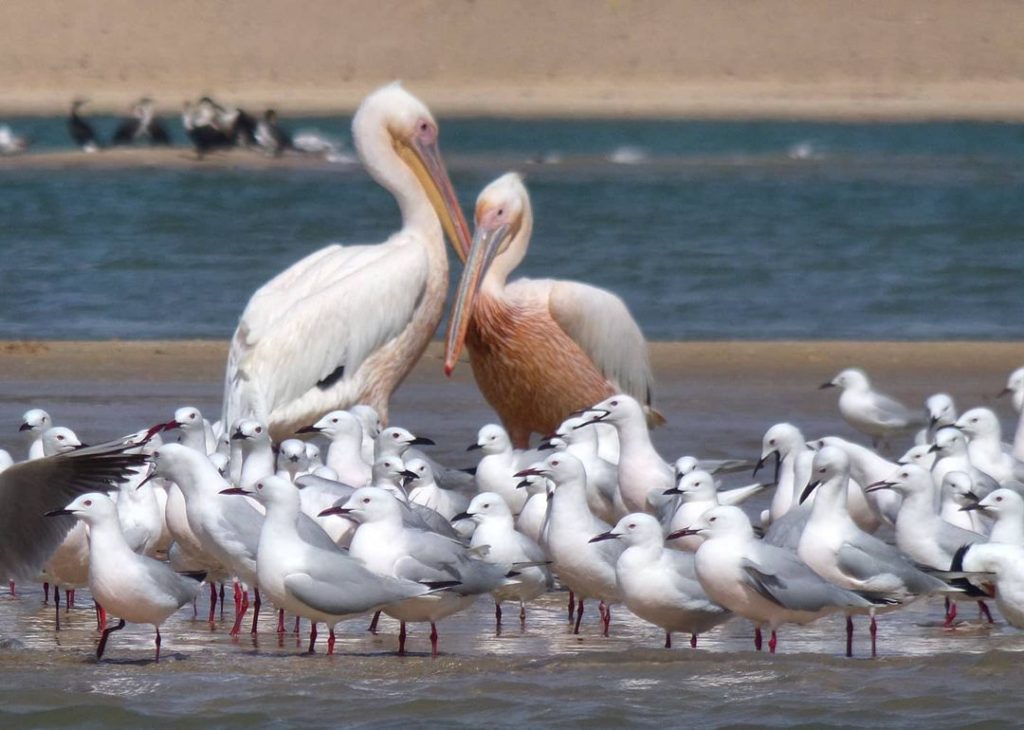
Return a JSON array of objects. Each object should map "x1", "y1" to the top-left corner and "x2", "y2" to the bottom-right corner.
[
  {"x1": 407, "y1": 436, "x2": 435, "y2": 447},
  {"x1": 44, "y1": 508, "x2": 76, "y2": 517},
  {"x1": 136, "y1": 468, "x2": 159, "y2": 490},
  {"x1": 400, "y1": 469, "x2": 419, "y2": 480},
  {"x1": 537, "y1": 441, "x2": 556, "y2": 451},
  {"x1": 295, "y1": 425, "x2": 320, "y2": 434},
  {"x1": 515, "y1": 478, "x2": 533, "y2": 489},
  {"x1": 928, "y1": 443, "x2": 940, "y2": 453},
  {"x1": 467, "y1": 442, "x2": 483, "y2": 451},
  {"x1": 72, "y1": 442, "x2": 91, "y2": 450},
  {"x1": 219, "y1": 487, "x2": 251, "y2": 496},
  {"x1": 18, "y1": 422, "x2": 32, "y2": 432},
  {"x1": 451, "y1": 511, "x2": 473, "y2": 523},
  {"x1": 997, "y1": 387, "x2": 1013, "y2": 399},
  {"x1": 864, "y1": 480, "x2": 896, "y2": 493},
  {"x1": 663, "y1": 486, "x2": 682, "y2": 496},
  {"x1": 318, "y1": 506, "x2": 352, "y2": 518},
  {"x1": 573, "y1": 410, "x2": 610, "y2": 429},
  {"x1": 667, "y1": 527, "x2": 701, "y2": 540},
  {"x1": 799, "y1": 480, "x2": 822, "y2": 504},
  {"x1": 230, "y1": 429, "x2": 246, "y2": 440},
  {"x1": 959, "y1": 502, "x2": 985, "y2": 512},
  {"x1": 588, "y1": 531, "x2": 619, "y2": 543},
  {"x1": 818, "y1": 382, "x2": 836, "y2": 390},
  {"x1": 928, "y1": 415, "x2": 939, "y2": 428}
]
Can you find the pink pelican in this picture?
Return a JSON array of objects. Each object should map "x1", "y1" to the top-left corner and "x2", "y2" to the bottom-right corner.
[
  {"x1": 443, "y1": 173, "x2": 660, "y2": 448},
  {"x1": 223, "y1": 83, "x2": 470, "y2": 439}
]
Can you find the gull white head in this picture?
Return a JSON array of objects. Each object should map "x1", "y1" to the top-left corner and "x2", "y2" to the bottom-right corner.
[
  {"x1": 375, "y1": 426, "x2": 435, "y2": 458},
  {"x1": 578, "y1": 394, "x2": 645, "y2": 428},
  {"x1": 515, "y1": 452, "x2": 587, "y2": 488},
  {"x1": 671, "y1": 505, "x2": 754, "y2": 542},
  {"x1": 403, "y1": 456, "x2": 436, "y2": 487},
  {"x1": 469, "y1": 424, "x2": 513, "y2": 455},
  {"x1": 299, "y1": 410, "x2": 362, "y2": 441},
  {"x1": 954, "y1": 408, "x2": 1001, "y2": 441},
  {"x1": 48, "y1": 492, "x2": 118, "y2": 525},
  {"x1": 457, "y1": 492, "x2": 514, "y2": 523},
  {"x1": 820, "y1": 368, "x2": 870, "y2": 392},
  {"x1": 232, "y1": 419, "x2": 270, "y2": 446},
  {"x1": 925, "y1": 393, "x2": 957, "y2": 429},
  {"x1": 350, "y1": 405, "x2": 382, "y2": 440},
  {"x1": 929, "y1": 427, "x2": 968, "y2": 458},
  {"x1": 20, "y1": 408, "x2": 52, "y2": 435},
  {"x1": 41, "y1": 427, "x2": 84, "y2": 456},
  {"x1": 966, "y1": 487, "x2": 1024, "y2": 519},
  {"x1": 332, "y1": 486, "x2": 403, "y2": 524},
  {"x1": 591, "y1": 513, "x2": 664, "y2": 548},
  {"x1": 665, "y1": 469, "x2": 717, "y2": 502}
]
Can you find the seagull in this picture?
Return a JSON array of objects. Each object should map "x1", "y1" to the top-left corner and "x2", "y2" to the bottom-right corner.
[
  {"x1": 930, "y1": 427, "x2": 1002, "y2": 501},
  {"x1": 19, "y1": 408, "x2": 53, "y2": 460},
  {"x1": 673, "y1": 505, "x2": 875, "y2": 653},
  {"x1": 960, "y1": 488, "x2": 1024, "y2": 546},
  {"x1": 517, "y1": 452, "x2": 622, "y2": 635},
  {"x1": 757, "y1": 423, "x2": 815, "y2": 525},
  {"x1": 454, "y1": 492, "x2": 552, "y2": 632},
  {"x1": 955, "y1": 407, "x2": 1024, "y2": 485},
  {"x1": 957, "y1": 542, "x2": 1024, "y2": 628},
  {"x1": 328, "y1": 486, "x2": 508, "y2": 657},
  {"x1": 797, "y1": 447, "x2": 953, "y2": 657},
  {"x1": 221, "y1": 476, "x2": 438, "y2": 654},
  {"x1": 469, "y1": 424, "x2": 535, "y2": 514},
  {"x1": 45, "y1": 493, "x2": 204, "y2": 661},
  {"x1": 297, "y1": 410, "x2": 371, "y2": 486},
  {"x1": 820, "y1": 368, "x2": 923, "y2": 448},
  {"x1": 349, "y1": 404, "x2": 381, "y2": 465},
  {"x1": 222, "y1": 83, "x2": 471, "y2": 439},
  {"x1": 0, "y1": 441, "x2": 145, "y2": 582},
  {"x1": 591, "y1": 513, "x2": 730, "y2": 648},
  {"x1": 547, "y1": 415, "x2": 623, "y2": 522},
  {"x1": 664, "y1": 470, "x2": 731, "y2": 552},
  {"x1": 921, "y1": 393, "x2": 958, "y2": 443},
  {"x1": 231, "y1": 419, "x2": 276, "y2": 490},
  {"x1": 406, "y1": 457, "x2": 469, "y2": 521},
  {"x1": 942, "y1": 471, "x2": 988, "y2": 533}
]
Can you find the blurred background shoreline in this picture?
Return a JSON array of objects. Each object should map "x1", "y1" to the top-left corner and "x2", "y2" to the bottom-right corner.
[{"x1": 1, "y1": 0, "x2": 1023, "y2": 119}]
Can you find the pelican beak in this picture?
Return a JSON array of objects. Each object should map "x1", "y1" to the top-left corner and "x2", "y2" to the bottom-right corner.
[
  {"x1": 588, "y1": 531, "x2": 620, "y2": 543},
  {"x1": 443, "y1": 218, "x2": 511, "y2": 377},
  {"x1": 396, "y1": 130, "x2": 471, "y2": 263}
]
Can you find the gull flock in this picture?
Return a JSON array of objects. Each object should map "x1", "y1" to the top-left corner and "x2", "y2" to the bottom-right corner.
[{"x1": 2, "y1": 84, "x2": 1024, "y2": 664}]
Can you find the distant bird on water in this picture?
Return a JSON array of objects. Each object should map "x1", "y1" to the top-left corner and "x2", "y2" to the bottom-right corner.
[
  {"x1": 222, "y1": 83, "x2": 471, "y2": 439},
  {"x1": 112, "y1": 97, "x2": 172, "y2": 146},
  {"x1": 255, "y1": 109, "x2": 293, "y2": 156},
  {"x1": 68, "y1": 99, "x2": 100, "y2": 152},
  {"x1": 444, "y1": 172, "x2": 660, "y2": 448}
]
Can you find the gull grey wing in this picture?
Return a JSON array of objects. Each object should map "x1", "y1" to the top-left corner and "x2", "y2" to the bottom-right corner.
[
  {"x1": 837, "y1": 541, "x2": 950, "y2": 596},
  {"x1": 866, "y1": 392, "x2": 919, "y2": 427},
  {"x1": 285, "y1": 568, "x2": 426, "y2": 617},
  {"x1": 296, "y1": 512, "x2": 342, "y2": 551},
  {"x1": 744, "y1": 547, "x2": 871, "y2": 612},
  {"x1": 763, "y1": 504, "x2": 811, "y2": 549},
  {"x1": 0, "y1": 444, "x2": 146, "y2": 581}
]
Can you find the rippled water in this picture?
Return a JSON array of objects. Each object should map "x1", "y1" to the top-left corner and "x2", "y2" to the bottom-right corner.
[{"x1": 1, "y1": 117, "x2": 1023, "y2": 340}]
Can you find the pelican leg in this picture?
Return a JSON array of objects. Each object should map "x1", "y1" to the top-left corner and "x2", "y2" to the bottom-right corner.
[{"x1": 96, "y1": 618, "x2": 126, "y2": 660}]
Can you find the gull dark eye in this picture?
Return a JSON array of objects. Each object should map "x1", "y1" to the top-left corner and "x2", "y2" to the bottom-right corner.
[
  {"x1": 708, "y1": 516, "x2": 716, "y2": 522},
  {"x1": 392, "y1": 433, "x2": 400, "y2": 439},
  {"x1": 57, "y1": 435, "x2": 64, "y2": 440},
  {"x1": 628, "y1": 523, "x2": 636, "y2": 529},
  {"x1": 362, "y1": 497, "x2": 370, "y2": 504},
  {"x1": 189, "y1": 413, "x2": 196, "y2": 420},
  {"x1": 996, "y1": 496, "x2": 1004, "y2": 502},
  {"x1": 255, "y1": 427, "x2": 263, "y2": 434},
  {"x1": 769, "y1": 439, "x2": 776, "y2": 446},
  {"x1": 257, "y1": 484, "x2": 263, "y2": 490},
  {"x1": 610, "y1": 400, "x2": 619, "y2": 407},
  {"x1": 84, "y1": 500, "x2": 92, "y2": 507},
  {"x1": 483, "y1": 503, "x2": 490, "y2": 509},
  {"x1": 331, "y1": 418, "x2": 338, "y2": 423}
]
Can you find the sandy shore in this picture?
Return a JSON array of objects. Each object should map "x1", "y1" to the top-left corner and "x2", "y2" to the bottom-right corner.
[
  {"x1": 2, "y1": 1, "x2": 1024, "y2": 119},
  {"x1": 3, "y1": 340, "x2": 1021, "y2": 460}
]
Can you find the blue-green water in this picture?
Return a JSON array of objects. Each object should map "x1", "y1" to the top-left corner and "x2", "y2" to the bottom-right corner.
[{"x1": 1, "y1": 116, "x2": 1023, "y2": 340}]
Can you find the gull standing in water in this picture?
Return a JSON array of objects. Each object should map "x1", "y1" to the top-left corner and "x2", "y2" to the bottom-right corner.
[
  {"x1": 673, "y1": 505, "x2": 875, "y2": 653},
  {"x1": 443, "y1": 173, "x2": 660, "y2": 448},
  {"x1": 46, "y1": 494, "x2": 204, "y2": 661},
  {"x1": 591, "y1": 513, "x2": 730, "y2": 648},
  {"x1": 820, "y1": 368, "x2": 923, "y2": 448},
  {"x1": 223, "y1": 83, "x2": 471, "y2": 440}
]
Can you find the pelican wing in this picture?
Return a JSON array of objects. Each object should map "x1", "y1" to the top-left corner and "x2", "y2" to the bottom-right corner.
[
  {"x1": 547, "y1": 280, "x2": 655, "y2": 409},
  {"x1": 224, "y1": 238, "x2": 429, "y2": 426}
]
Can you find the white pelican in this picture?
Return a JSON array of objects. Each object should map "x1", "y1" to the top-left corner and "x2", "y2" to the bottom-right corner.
[
  {"x1": 443, "y1": 172, "x2": 660, "y2": 448},
  {"x1": 223, "y1": 83, "x2": 471, "y2": 440}
]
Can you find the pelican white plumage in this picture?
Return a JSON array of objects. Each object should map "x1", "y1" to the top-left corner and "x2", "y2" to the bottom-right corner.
[
  {"x1": 222, "y1": 83, "x2": 470, "y2": 439},
  {"x1": 443, "y1": 173, "x2": 660, "y2": 448}
]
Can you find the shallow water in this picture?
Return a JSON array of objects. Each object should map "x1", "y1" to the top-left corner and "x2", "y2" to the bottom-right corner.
[
  {"x1": 1, "y1": 117, "x2": 1023, "y2": 340},
  {"x1": 2, "y1": 362, "x2": 1024, "y2": 727}
]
